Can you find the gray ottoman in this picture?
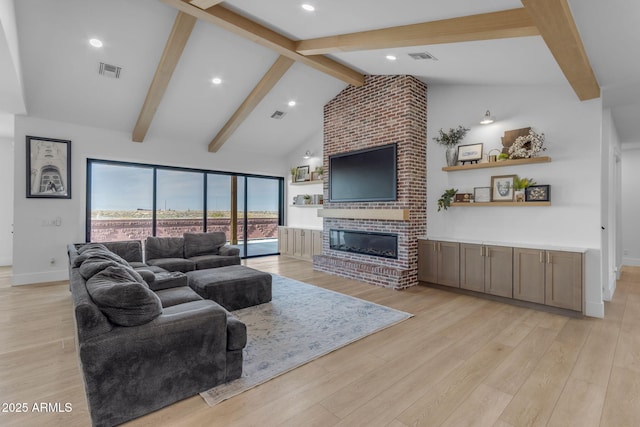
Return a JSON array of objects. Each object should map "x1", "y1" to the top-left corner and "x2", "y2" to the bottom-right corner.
[{"x1": 186, "y1": 266, "x2": 272, "y2": 311}]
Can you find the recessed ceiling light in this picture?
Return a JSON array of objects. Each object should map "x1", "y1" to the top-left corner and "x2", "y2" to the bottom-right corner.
[
  {"x1": 212, "y1": 77, "x2": 222, "y2": 85},
  {"x1": 288, "y1": 100, "x2": 296, "y2": 107},
  {"x1": 89, "y1": 38, "x2": 103, "y2": 48},
  {"x1": 386, "y1": 55, "x2": 397, "y2": 61},
  {"x1": 301, "y1": 4, "x2": 315, "y2": 12}
]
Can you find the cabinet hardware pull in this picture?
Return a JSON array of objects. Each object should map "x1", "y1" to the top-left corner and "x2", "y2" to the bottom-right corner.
[
  {"x1": 486, "y1": 247, "x2": 490, "y2": 257},
  {"x1": 480, "y1": 246, "x2": 484, "y2": 256},
  {"x1": 547, "y1": 252, "x2": 551, "y2": 264},
  {"x1": 539, "y1": 251, "x2": 543, "y2": 263}
]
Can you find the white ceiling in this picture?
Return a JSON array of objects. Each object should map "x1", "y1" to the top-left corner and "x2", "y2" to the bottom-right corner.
[{"x1": 3, "y1": 0, "x2": 640, "y2": 153}]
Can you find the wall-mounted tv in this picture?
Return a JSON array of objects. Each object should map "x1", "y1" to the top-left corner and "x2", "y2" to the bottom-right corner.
[{"x1": 329, "y1": 143, "x2": 397, "y2": 202}]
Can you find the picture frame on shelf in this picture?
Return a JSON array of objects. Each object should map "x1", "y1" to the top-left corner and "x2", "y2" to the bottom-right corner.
[
  {"x1": 474, "y1": 187, "x2": 491, "y2": 203},
  {"x1": 294, "y1": 165, "x2": 310, "y2": 182},
  {"x1": 525, "y1": 185, "x2": 551, "y2": 202},
  {"x1": 491, "y1": 174, "x2": 516, "y2": 201},
  {"x1": 454, "y1": 193, "x2": 472, "y2": 203},
  {"x1": 457, "y1": 143, "x2": 483, "y2": 165},
  {"x1": 26, "y1": 135, "x2": 71, "y2": 199}
]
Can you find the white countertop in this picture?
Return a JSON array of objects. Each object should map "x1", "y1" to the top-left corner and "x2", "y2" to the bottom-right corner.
[{"x1": 420, "y1": 236, "x2": 588, "y2": 253}]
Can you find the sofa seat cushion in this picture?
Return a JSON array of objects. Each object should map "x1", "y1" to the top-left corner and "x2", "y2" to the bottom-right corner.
[
  {"x1": 148, "y1": 271, "x2": 188, "y2": 291},
  {"x1": 188, "y1": 254, "x2": 240, "y2": 270},
  {"x1": 86, "y1": 265, "x2": 162, "y2": 326},
  {"x1": 155, "y1": 286, "x2": 203, "y2": 308},
  {"x1": 184, "y1": 232, "x2": 226, "y2": 258},
  {"x1": 146, "y1": 258, "x2": 196, "y2": 273}
]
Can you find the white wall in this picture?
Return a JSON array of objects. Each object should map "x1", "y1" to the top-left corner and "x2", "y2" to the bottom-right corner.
[
  {"x1": 0, "y1": 137, "x2": 14, "y2": 265},
  {"x1": 427, "y1": 84, "x2": 604, "y2": 317},
  {"x1": 12, "y1": 115, "x2": 288, "y2": 285},
  {"x1": 622, "y1": 144, "x2": 640, "y2": 266},
  {"x1": 285, "y1": 130, "x2": 323, "y2": 229}
]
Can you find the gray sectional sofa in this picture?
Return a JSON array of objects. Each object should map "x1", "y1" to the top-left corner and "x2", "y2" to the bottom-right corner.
[
  {"x1": 67, "y1": 240, "x2": 247, "y2": 427},
  {"x1": 145, "y1": 232, "x2": 241, "y2": 272}
]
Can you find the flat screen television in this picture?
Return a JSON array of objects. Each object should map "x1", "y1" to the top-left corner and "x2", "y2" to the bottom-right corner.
[{"x1": 329, "y1": 143, "x2": 397, "y2": 202}]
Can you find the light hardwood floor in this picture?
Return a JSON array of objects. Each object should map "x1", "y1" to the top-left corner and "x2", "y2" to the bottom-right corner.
[{"x1": 1, "y1": 259, "x2": 639, "y2": 427}]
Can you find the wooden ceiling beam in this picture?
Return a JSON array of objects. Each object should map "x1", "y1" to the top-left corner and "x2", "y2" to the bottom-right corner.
[
  {"x1": 132, "y1": 11, "x2": 196, "y2": 142},
  {"x1": 521, "y1": 0, "x2": 599, "y2": 100},
  {"x1": 161, "y1": 0, "x2": 364, "y2": 86},
  {"x1": 208, "y1": 55, "x2": 295, "y2": 153},
  {"x1": 296, "y1": 8, "x2": 539, "y2": 55},
  {"x1": 188, "y1": 0, "x2": 223, "y2": 10}
]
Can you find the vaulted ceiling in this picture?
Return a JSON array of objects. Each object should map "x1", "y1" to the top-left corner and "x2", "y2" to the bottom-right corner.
[{"x1": 4, "y1": 0, "x2": 640, "y2": 150}]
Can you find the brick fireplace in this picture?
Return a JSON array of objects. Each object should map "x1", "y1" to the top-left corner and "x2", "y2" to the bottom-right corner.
[{"x1": 313, "y1": 75, "x2": 427, "y2": 289}]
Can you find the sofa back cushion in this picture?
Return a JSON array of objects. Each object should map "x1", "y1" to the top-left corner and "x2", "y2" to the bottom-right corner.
[
  {"x1": 73, "y1": 246, "x2": 129, "y2": 269},
  {"x1": 86, "y1": 265, "x2": 162, "y2": 326},
  {"x1": 184, "y1": 232, "x2": 226, "y2": 258},
  {"x1": 145, "y1": 236, "x2": 184, "y2": 261}
]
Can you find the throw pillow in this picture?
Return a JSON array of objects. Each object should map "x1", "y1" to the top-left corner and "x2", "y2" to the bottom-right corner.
[
  {"x1": 184, "y1": 232, "x2": 226, "y2": 258},
  {"x1": 86, "y1": 265, "x2": 162, "y2": 327}
]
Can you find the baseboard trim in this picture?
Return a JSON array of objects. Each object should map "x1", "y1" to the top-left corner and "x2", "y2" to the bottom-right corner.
[
  {"x1": 622, "y1": 257, "x2": 640, "y2": 266},
  {"x1": 12, "y1": 269, "x2": 68, "y2": 286},
  {"x1": 585, "y1": 300, "x2": 605, "y2": 319},
  {"x1": 0, "y1": 257, "x2": 12, "y2": 267},
  {"x1": 603, "y1": 278, "x2": 616, "y2": 302}
]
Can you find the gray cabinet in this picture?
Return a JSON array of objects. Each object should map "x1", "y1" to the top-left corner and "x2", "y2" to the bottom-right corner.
[
  {"x1": 420, "y1": 239, "x2": 583, "y2": 313},
  {"x1": 460, "y1": 243, "x2": 513, "y2": 297},
  {"x1": 418, "y1": 240, "x2": 459, "y2": 288}
]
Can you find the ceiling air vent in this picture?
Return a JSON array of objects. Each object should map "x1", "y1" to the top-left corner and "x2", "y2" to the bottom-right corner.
[
  {"x1": 408, "y1": 51, "x2": 438, "y2": 61},
  {"x1": 99, "y1": 62, "x2": 122, "y2": 79},
  {"x1": 270, "y1": 110, "x2": 286, "y2": 119}
]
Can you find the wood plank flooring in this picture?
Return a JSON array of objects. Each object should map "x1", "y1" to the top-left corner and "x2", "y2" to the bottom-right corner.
[{"x1": 1, "y1": 259, "x2": 640, "y2": 427}]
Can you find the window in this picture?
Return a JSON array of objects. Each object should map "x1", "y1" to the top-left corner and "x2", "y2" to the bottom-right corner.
[{"x1": 87, "y1": 159, "x2": 283, "y2": 258}]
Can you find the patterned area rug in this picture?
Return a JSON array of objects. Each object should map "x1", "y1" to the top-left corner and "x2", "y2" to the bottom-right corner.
[{"x1": 200, "y1": 274, "x2": 412, "y2": 406}]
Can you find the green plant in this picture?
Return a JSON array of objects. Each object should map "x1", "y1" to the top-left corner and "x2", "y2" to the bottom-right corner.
[
  {"x1": 315, "y1": 166, "x2": 323, "y2": 175},
  {"x1": 433, "y1": 126, "x2": 470, "y2": 147},
  {"x1": 513, "y1": 177, "x2": 536, "y2": 190},
  {"x1": 497, "y1": 153, "x2": 509, "y2": 161},
  {"x1": 437, "y1": 188, "x2": 458, "y2": 212},
  {"x1": 290, "y1": 167, "x2": 297, "y2": 178}
]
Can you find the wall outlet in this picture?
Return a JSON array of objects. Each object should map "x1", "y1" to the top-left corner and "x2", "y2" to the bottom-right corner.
[
  {"x1": 50, "y1": 257, "x2": 56, "y2": 265},
  {"x1": 624, "y1": 250, "x2": 629, "y2": 256}
]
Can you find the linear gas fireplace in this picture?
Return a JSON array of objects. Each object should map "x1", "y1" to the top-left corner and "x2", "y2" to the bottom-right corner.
[{"x1": 329, "y1": 229, "x2": 398, "y2": 259}]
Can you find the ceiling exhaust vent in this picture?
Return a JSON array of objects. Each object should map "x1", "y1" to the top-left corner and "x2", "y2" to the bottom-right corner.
[
  {"x1": 408, "y1": 51, "x2": 438, "y2": 61},
  {"x1": 99, "y1": 62, "x2": 122, "y2": 78},
  {"x1": 271, "y1": 110, "x2": 286, "y2": 119}
]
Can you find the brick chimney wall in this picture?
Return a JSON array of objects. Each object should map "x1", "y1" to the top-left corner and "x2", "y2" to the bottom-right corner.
[{"x1": 313, "y1": 75, "x2": 427, "y2": 289}]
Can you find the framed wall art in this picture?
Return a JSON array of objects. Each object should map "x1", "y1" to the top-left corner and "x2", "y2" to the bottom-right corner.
[
  {"x1": 26, "y1": 136, "x2": 71, "y2": 199},
  {"x1": 474, "y1": 187, "x2": 491, "y2": 203},
  {"x1": 525, "y1": 185, "x2": 551, "y2": 202},
  {"x1": 491, "y1": 174, "x2": 516, "y2": 202},
  {"x1": 457, "y1": 143, "x2": 483, "y2": 165},
  {"x1": 294, "y1": 165, "x2": 310, "y2": 182}
]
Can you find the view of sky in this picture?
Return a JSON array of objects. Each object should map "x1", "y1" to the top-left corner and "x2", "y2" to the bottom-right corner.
[{"x1": 91, "y1": 163, "x2": 280, "y2": 212}]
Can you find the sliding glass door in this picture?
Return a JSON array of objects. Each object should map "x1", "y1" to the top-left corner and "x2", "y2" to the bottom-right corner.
[{"x1": 87, "y1": 159, "x2": 283, "y2": 258}]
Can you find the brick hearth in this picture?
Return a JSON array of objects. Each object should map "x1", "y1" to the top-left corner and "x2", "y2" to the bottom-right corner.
[{"x1": 313, "y1": 75, "x2": 427, "y2": 289}]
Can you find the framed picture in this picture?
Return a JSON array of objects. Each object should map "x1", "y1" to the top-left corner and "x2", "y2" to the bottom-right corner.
[
  {"x1": 457, "y1": 143, "x2": 483, "y2": 164},
  {"x1": 491, "y1": 174, "x2": 516, "y2": 201},
  {"x1": 26, "y1": 136, "x2": 71, "y2": 199},
  {"x1": 525, "y1": 185, "x2": 551, "y2": 202},
  {"x1": 294, "y1": 165, "x2": 310, "y2": 182},
  {"x1": 474, "y1": 187, "x2": 491, "y2": 203}
]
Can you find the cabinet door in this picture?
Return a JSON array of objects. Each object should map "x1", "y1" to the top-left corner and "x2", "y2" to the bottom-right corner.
[
  {"x1": 311, "y1": 230, "x2": 323, "y2": 257},
  {"x1": 418, "y1": 240, "x2": 438, "y2": 283},
  {"x1": 513, "y1": 248, "x2": 545, "y2": 304},
  {"x1": 545, "y1": 251, "x2": 583, "y2": 311},
  {"x1": 484, "y1": 245, "x2": 513, "y2": 298},
  {"x1": 289, "y1": 228, "x2": 299, "y2": 256},
  {"x1": 278, "y1": 227, "x2": 288, "y2": 254},
  {"x1": 300, "y1": 229, "x2": 313, "y2": 260},
  {"x1": 438, "y1": 241, "x2": 460, "y2": 288},
  {"x1": 460, "y1": 243, "x2": 484, "y2": 292}
]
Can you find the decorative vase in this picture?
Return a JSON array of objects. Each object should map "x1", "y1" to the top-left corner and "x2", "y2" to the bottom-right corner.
[
  {"x1": 446, "y1": 146, "x2": 458, "y2": 166},
  {"x1": 514, "y1": 190, "x2": 525, "y2": 202}
]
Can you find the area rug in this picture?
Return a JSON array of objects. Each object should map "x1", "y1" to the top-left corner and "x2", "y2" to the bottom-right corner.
[{"x1": 200, "y1": 274, "x2": 412, "y2": 406}]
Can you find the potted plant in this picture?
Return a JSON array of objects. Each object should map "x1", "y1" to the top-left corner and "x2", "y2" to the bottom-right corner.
[
  {"x1": 433, "y1": 125, "x2": 470, "y2": 166},
  {"x1": 513, "y1": 177, "x2": 536, "y2": 202},
  {"x1": 437, "y1": 188, "x2": 458, "y2": 211},
  {"x1": 303, "y1": 194, "x2": 312, "y2": 205},
  {"x1": 315, "y1": 166, "x2": 323, "y2": 180},
  {"x1": 497, "y1": 153, "x2": 509, "y2": 162},
  {"x1": 290, "y1": 167, "x2": 297, "y2": 182}
]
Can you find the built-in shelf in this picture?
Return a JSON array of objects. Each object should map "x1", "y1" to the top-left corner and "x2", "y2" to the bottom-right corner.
[
  {"x1": 290, "y1": 179, "x2": 323, "y2": 185},
  {"x1": 318, "y1": 208, "x2": 410, "y2": 221},
  {"x1": 442, "y1": 156, "x2": 552, "y2": 172},
  {"x1": 290, "y1": 204, "x2": 323, "y2": 208},
  {"x1": 451, "y1": 201, "x2": 551, "y2": 207}
]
